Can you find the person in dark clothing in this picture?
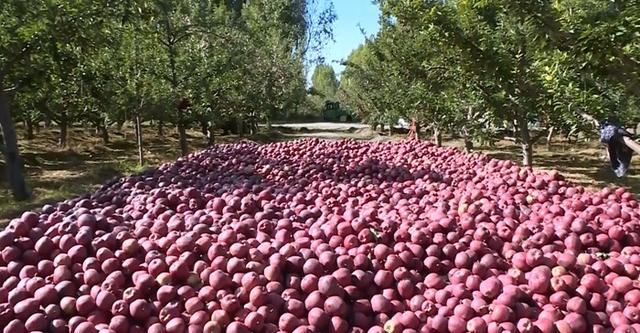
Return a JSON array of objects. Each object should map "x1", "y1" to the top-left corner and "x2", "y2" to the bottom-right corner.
[{"x1": 600, "y1": 121, "x2": 635, "y2": 177}]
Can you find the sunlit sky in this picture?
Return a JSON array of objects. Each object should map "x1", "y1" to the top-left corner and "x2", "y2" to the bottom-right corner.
[{"x1": 307, "y1": 0, "x2": 381, "y2": 83}]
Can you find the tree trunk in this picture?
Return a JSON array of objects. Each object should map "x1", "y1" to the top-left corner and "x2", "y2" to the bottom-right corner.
[
  {"x1": 158, "y1": 119, "x2": 164, "y2": 137},
  {"x1": 99, "y1": 122, "x2": 109, "y2": 144},
  {"x1": 250, "y1": 116, "x2": 258, "y2": 135},
  {"x1": 464, "y1": 137, "x2": 473, "y2": 151},
  {"x1": 236, "y1": 117, "x2": 244, "y2": 137},
  {"x1": 433, "y1": 127, "x2": 442, "y2": 147},
  {"x1": 517, "y1": 112, "x2": 533, "y2": 167},
  {"x1": 415, "y1": 122, "x2": 421, "y2": 140},
  {"x1": 200, "y1": 119, "x2": 208, "y2": 136},
  {"x1": 135, "y1": 114, "x2": 144, "y2": 166},
  {"x1": 546, "y1": 126, "x2": 554, "y2": 150},
  {"x1": 59, "y1": 111, "x2": 68, "y2": 148},
  {"x1": 265, "y1": 113, "x2": 272, "y2": 131},
  {"x1": 207, "y1": 121, "x2": 215, "y2": 146},
  {"x1": 462, "y1": 128, "x2": 473, "y2": 151},
  {"x1": 25, "y1": 118, "x2": 34, "y2": 140},
  {"x1": 177, "y1": 120, "x2": 188, "y2": 156},
  {"x1": 222, "y1": 122, "x2": 230, "y2": 136},
  {"x1": 521, "y1": 139, "x2": 533, "y2": 167},
  {"x1": 463, "y1": 106, "x2": 474, "y2": 150},
  {"x1": 0, "y1": 90, "x2": 30, "y2": 201}
]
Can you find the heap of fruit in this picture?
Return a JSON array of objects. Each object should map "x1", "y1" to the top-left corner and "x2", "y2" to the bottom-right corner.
[{"x1": 1, "y1": 139, "x2": 639, "y2": 333}]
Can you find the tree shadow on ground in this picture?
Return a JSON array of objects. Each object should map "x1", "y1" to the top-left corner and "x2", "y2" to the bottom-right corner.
[{"x1": 21, "y1": 150, "x2": 86, "y2": 169}]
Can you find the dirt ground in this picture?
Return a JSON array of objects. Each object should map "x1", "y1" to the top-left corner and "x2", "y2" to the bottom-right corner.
[{"x1": 1, "y1": 123, "x2": 637, "y2": 224}]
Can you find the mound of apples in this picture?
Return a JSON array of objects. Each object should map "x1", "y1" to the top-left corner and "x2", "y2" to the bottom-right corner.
[{"x1": 1, "y1": 138, "x2": 640, "y2": 333}]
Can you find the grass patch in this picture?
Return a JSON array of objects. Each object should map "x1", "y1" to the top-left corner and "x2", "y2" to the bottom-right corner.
[{"x1": 114, "y1": 161, "x2": 148, "y2": 175}]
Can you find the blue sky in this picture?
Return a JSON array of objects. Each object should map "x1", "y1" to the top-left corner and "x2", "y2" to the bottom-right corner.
[{"x1": 307, "y1": 0, "x2": 380, "y2": 83}]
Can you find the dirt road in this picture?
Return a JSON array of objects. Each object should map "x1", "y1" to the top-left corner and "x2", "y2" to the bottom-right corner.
[
  {"x1": 271, "y1": 122, "x2": 368, "y2": 131},
  {"x1": 270, "y1": 122, "x2": 374, "y2": 139}
]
